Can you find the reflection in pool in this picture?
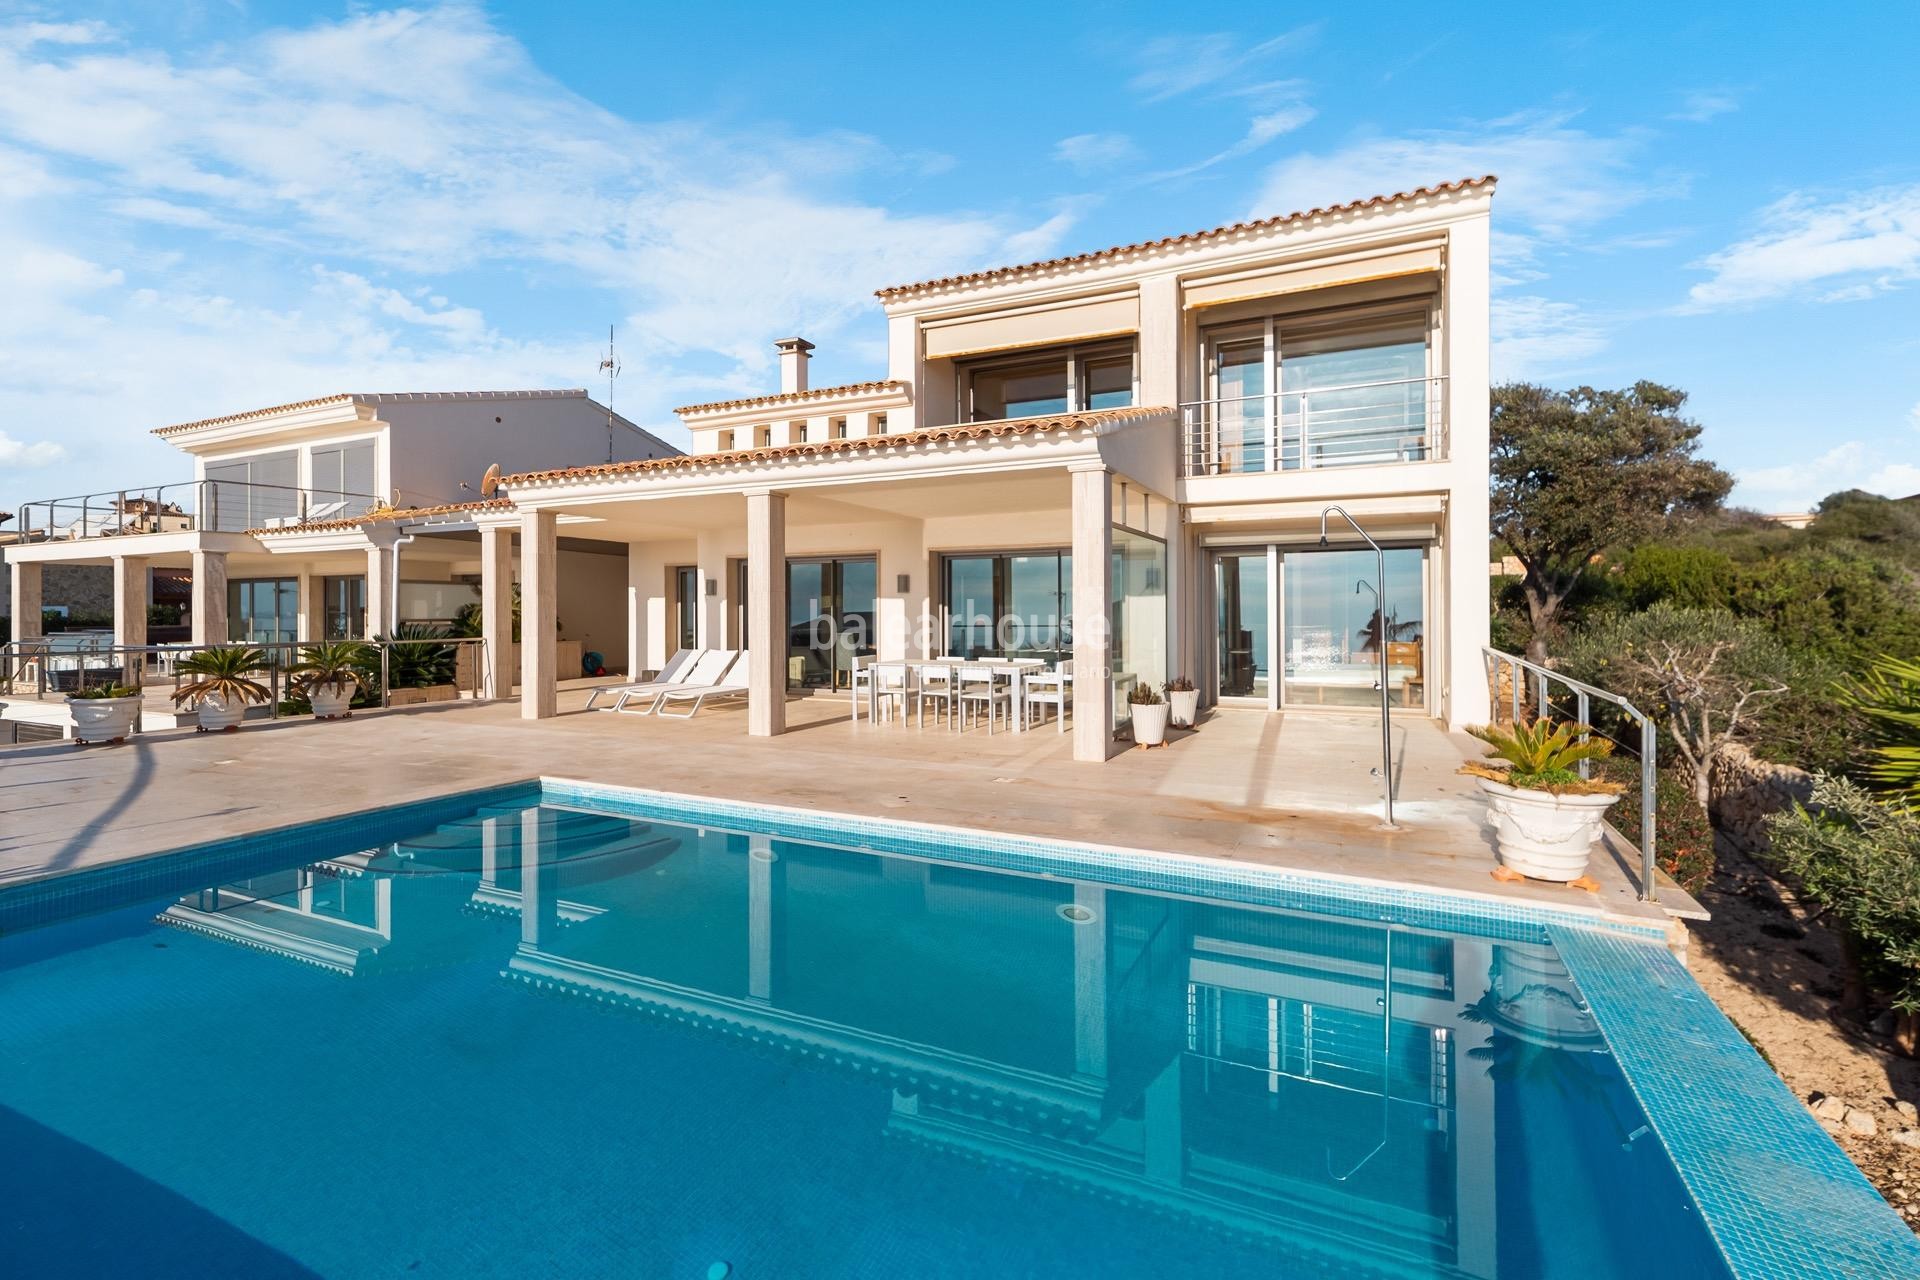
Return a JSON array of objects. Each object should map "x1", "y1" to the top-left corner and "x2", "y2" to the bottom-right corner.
[{"x1": 1, "y1": 800, "x2": 1728, "y2": 1278}]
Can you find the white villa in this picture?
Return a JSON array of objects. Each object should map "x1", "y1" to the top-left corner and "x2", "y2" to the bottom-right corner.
[{"x1": 7, "y1": 176, "x2": 1495, "y2": 762}]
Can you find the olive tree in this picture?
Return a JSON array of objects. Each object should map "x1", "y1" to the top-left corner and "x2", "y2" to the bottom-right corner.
[
  {"x1": 1561, "y1": 603, "x2": 1796, "y2": 815},
  {"x1": 1491, "y1": 381, "x2": 1731, "y2": 661},
  {"x1": 1768, "y1": 776, "x2": 1920, "y2": 1055}
]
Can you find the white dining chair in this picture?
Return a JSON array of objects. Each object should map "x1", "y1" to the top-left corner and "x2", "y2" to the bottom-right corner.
[
  {"x1": 957, "y1": 664, "x2": 1012, "y2": 733},
  {"x1": 916, "y1": 662, "x2": 956, "y2": 728},
  {"x1": 1022, "y1": 662, "x2": 1071, "y2": 733},
  {"x1": 871, "y1": 661, "x2": 916, "y2": 723},
  {"x1": 849, "y1": 654, "x2": 872, "y2": 722}
]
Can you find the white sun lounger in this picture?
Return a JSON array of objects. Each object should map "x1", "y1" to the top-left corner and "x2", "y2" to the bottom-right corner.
[
  {"x1": 585, "y1": 648, "x2": 705, "y2": 711},
  {"x1": 652, "y1": 650, "x2": 752, "y2": 718},
  {"x1": 612, "y1": 649, "x2": 738, "y2": 714}
]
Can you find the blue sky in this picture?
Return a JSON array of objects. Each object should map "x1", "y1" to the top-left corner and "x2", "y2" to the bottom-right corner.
[{"x1": 3, "y1": 2, "x2": 1917, "y2": 514}]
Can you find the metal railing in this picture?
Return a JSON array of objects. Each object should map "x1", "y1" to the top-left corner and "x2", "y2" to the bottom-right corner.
[
  {"x1": 14, "y1": 479, "x2": 384, "y2": 542},
  {"x1": 1180, "y1": 375, "x2": 1447, "y2": 477},
  {"x1": 1483, "y1": 647, "x2": 1660, "y2": 902},
  {"x1": 0, "y1": 637, "x2": 489, "y2": 715}
]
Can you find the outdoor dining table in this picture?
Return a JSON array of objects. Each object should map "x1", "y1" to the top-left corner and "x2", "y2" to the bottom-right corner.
[{"x1": 864, "y1": 658, "x2": 1050, "y2": 730}]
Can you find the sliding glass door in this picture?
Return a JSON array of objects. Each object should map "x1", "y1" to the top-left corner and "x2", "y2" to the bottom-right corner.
[
  {"x1": 941, "y1": 552, "x2": 1071, "y2": 665},
  {"x1": 787, "y1": 558, "x2": 876, "y2": 690},
  {"x1": 1213, "y1": 545, "x2": 1427, "y2": 712},
  {"x1": 1214, "y1": 550, "x2": 1272, "y2": 704}
]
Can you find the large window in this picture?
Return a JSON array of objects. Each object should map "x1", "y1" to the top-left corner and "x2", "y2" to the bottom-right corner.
[
  {"x1": 322, "y1": 575, "x2": 367, "y2": 640},
  {"x1": 310, "y1": 440, "x2": 377, "y2": 516},
  {"x1": 205, "y1": 451, "x2": 298, "y2": 531},
  {"x1": 1282, "y1": 547, "x2": 1425, "y2": 709},
  {"x1": 961, "y1": 341, "x2": 1135, "y2": 422},
  {"x1": 786, "y1": 558, "x2": 876, "y2": 690},
  {"x1": 1197, "y1": 309, "x2": 1431, "y2": 473},
  {"x1": 1110, "y1": 528, "x2": 1166, "y2": 715},
  {"x1": 941, "y1": 552, "x2": 1071, "y2": 664},
  {"x1": 228, "y1": 578, "x2": 299, "y2": 646}
]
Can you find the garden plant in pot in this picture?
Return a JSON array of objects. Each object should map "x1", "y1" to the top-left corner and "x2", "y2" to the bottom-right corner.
[
  {"x1": 290, "y1": 641, "x2": 375, "y2": 719},
  {"x1": 1461, "y1": 719, "x2": 1624, "y2": 889},
  {"x1": 171, "y1": 646, "x2": 271, "y2": 732},
  {"x1": 67, "y1": 682, "x2": 143, "y2": 745},
  {"x1": 1165, "y1": 675, "x2": 1199, "y2": 728},
  {"x1": 1130, "y1": 682, "x2": 1169, "y2": 748}
]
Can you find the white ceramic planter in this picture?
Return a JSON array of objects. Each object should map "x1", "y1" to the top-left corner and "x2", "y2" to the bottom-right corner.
[
  {"x1": 1168, "y1": 689, "x2": 1199, "y2": 727},
  {"x1": 1132, "y1": 702, "x2": 1170, "y2": 747},
  {"x1": 69, "y1": 696, "x2": 140, "y2": 745},
  {"x1": 307, "y1": 679, "x2": 357, "y2": 719},
  {"x1": 196, "y1": 692, "x2": 247, "y2": 732},
  {"x1": 1476, "y1": 778, "x2": 1620, "y2": 882}
]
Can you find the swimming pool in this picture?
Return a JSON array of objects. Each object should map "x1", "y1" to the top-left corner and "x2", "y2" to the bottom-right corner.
[{"x1": 2, "y1": 781, "x2": 1914, "y2": 1278}]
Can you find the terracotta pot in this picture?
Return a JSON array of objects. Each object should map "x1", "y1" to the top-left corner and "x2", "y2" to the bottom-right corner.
[
  {"x1": 1476, "y1": 778, "x2": 1620, "y2": 882},
  {"x1": 1131, "y1": 702, "x2": 1169, "y2": 747},
  {"x1": 69, "y1": 696, "x2": 140, "y2": 744},
  {"x1": 1168, "y1": 689, "x2": 1199, "y2": 727}
]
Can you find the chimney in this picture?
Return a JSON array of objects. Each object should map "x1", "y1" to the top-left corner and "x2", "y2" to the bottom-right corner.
[{"x1": 774, "y1": 336, "x2": 815, "y2": 394}]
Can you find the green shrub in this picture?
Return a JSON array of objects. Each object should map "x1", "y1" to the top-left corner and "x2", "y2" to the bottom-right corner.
[
  {"x1": 1600, "y1": 759, "x2": 1718, "y2": 894},
  {"x1": 1837, "y1": 655, "x2": 1920, "y2": 804}
]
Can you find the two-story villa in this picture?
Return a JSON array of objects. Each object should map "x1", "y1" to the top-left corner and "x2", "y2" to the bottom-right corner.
[{"x1": 8, "y1": 175, "x2": 1493, "y2": 762}]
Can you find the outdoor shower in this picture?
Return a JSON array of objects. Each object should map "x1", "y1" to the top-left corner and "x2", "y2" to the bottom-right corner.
[{"x1": 1319, "y1": 505, "x2": 1398, "y2": 830}]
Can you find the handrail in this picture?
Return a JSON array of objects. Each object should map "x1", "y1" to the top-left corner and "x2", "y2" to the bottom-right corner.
[
  {"x1": 1179, "y1": 374, "x2": 1447, "y2": 477},
  {"x1": 0, "y1": 637, "x2": 489, "y2": 715},
  {"x1": 14, "y1": 478, "x2": 384, "y2": 542},
  {"x1": 1482, "y1": 647, "x2": 1660, "y2": 903}
]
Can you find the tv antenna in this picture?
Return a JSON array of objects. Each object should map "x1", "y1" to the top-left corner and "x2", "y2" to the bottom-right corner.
[{"x1": 598, "y1": 324, "x2": 622, "y2": 462}]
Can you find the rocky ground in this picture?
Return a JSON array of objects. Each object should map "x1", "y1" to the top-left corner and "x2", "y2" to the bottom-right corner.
[{"x1": 1685, "y1": 844, "x2": 1920, "y2": 1228}]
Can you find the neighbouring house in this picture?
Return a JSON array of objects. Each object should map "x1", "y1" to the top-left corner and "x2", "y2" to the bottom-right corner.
[
  {"x1": 6, "y1": 175, "x2": 1495, "y2": 760},
  {"x1": 4, "y1": 390, "x2": 679, "y2": 676}
]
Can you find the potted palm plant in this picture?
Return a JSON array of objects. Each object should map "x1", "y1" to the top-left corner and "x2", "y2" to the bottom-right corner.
[
  {"x1": 1461, "y1": 719, "x2": 1624, "y2": 886},
  {"x1": 290, "y1": 640, "x2": 374, "y2": 719},
  {"x1": 1165, "y1": 675, "x2": 1199, "y2": 728},
  {"x1": 171, "y1": 646, "x2": 271, "y2": 731},
  {"x1": 1129, "y1": 682, "x2": 1169, "y2": 748},
  {"x1": 67, "y1": 682, "x2": 143, "y2": 745}
]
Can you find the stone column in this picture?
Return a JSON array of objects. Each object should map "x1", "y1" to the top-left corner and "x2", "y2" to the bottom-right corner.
[
  {"x1": 519, "y1": 509, "x2": 558, "y2": 719},
  {"x1": 190, "y1": 550, "x2": 228, "y2": 645},
  {"x1": 10, "y1": 559, "x2": 44, "y2": 641},
  {"x1": 295, "y1": 570, "x2": 320, "y2": 642},
  {"x1": 480, "y1": 524, "x2": 515, "y2": 699},
  {"x1": 746, "y1": 489, "x2": 786, "y2": 737},
  {"x1": 113, "y1": 556, "x2": 149, "y2": 658},
  {"x1": 1444, "y1": 211, "x2": 1493, "y2": 730},
  {"x1": 1070, "y1": 464, "x2": 1114, "y2": 762},
  {"x1": 363, "y1": 538, "x2": 392, "y2": 639}
]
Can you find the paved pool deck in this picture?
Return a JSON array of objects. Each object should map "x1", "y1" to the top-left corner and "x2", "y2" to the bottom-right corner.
[{"x1": 0, "y1": 690, "x2": 1696, "y2": 936}]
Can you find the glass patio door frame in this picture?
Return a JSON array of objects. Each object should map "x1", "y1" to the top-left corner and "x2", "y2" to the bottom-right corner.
[
  {"x1": 1212, "y1": 545, "x2": 1279, "y2": 711},
  {"x1": 785, "y1": 555, "x2": 878, "y2": 691},
  {"x1": 1212, "y1": 542, "x2": 1434, "y2": 715}
]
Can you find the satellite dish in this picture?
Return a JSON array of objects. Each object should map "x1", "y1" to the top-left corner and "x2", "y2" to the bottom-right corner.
[{"x1": 480, "y1": 463, "x2": 503, "y2": 499}]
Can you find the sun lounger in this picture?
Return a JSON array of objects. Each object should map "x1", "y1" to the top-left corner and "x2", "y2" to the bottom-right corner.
[
  {"x1": 651, "y1": 651, "x2": 752, "y2": 719},
  {"x1": 584, "y1": 648, "x2": 706, "y2": 711},
  {"x1": 611, "y1": 649, "x2": 738, "y2": 714}
]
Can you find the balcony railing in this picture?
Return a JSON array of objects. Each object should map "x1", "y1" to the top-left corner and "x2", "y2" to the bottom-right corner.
[
  {"x1": 1180, "y1": 375, "x2": 1447, "y2": 478},
  {"x1": 13, "y1": 480, "x2": 383, "y2": 543}
]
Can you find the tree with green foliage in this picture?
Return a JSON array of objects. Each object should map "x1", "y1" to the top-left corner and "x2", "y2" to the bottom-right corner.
[
  {"x1": 1490, "y1": 381, "x2": 1732, "y2": 661},
  {"x1": 1768, "y1": 776, "x2": 1920, "y2": 1055},
  {"x1": 1562, "y1": 603, "x2": 1796, "y2": 815}
]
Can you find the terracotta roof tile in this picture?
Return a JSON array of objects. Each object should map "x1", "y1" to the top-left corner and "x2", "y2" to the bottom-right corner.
[
  {"x1": 876, "y1": 175, "x2": 1496, "y2": 301},
  {"x1": 248, "y1": 497, "x2": 514, "y2": 535},
  {"x1": 502, "y1": 405, "x2": 1167, "y2": 488},
  {"x1": 674, "y1": 380, "x2": 908, "y2": 416}
]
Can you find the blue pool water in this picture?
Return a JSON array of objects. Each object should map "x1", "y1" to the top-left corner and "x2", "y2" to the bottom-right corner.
[{"x1": 1, "y1": 791, "x2": 1734, "y2": 1278}]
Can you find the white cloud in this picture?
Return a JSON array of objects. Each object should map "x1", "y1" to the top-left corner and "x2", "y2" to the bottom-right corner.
[
  {"x1": 1248, "y1": 111, "x2": 1660, "y2": 242},
  {"x1": 1490, "y1": 296, "x2": 1609, "y2": 380},
  {"x1": 0, "y1": 432, "x2": 66, "y2": 467},
  {"x1": 1735, "y1": 441, "x2": 1920, "y2": 509},
  {"x1": 1671, "y1": 89, "x2": 1739, "y2": 123},
  {"x1": 1054, "y1": 133, "x2": 1137, "y2": 174},
  {"x1": 1685, "y1": 185, "x2": 1920, "y2": 310},
  {"x1": 1126, "y1": 27, "x2": 1318, "y2": 102},
  {"x1": 1151, "y1": 105, "x2": 1317, "y2": 183}
]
